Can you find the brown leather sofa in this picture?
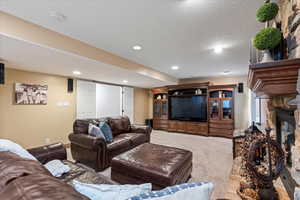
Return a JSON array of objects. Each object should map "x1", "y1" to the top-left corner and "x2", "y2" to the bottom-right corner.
[
  {"x1": 0, "y1": 143, "x2": 116, "y2": 200},
  {"x1": 69, "y1": 116, "x2": 152, "y2": 171}
]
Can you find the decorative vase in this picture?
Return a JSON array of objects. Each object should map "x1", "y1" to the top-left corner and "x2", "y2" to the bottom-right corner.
[{"x1": 261, "y1": 50, "x2": 273, "y2": 63}]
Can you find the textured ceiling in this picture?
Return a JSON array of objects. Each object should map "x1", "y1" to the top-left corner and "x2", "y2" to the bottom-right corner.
[{"x1": 0, "y1": 0, "x2": 264, "y2": 79}]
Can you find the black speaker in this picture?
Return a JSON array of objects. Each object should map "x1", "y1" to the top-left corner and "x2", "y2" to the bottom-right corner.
[
  {"x1": 238, "y1": 83, "x2": 244, "y2": 93},
  {"x1": 0, "y1": 63, "x2": 4, "y2": 84},
  {"x1": 67, "y1": 78, "x2": 73, "y2": 93}
]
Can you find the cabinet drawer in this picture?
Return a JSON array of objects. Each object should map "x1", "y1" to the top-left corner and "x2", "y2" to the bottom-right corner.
[
  {"x1": 160, "y1": 120, "x2": 169, "y2": 126},
  {"x1": 168, "y1": 121, "x2": 187, "y2": 132},
  {"x1": 153, "y1": 120, "x2": 168, "y2": 130},
  {"x1": 168, "y1": 120, "x2": 178, "y2": 131},
  {"x1": 209, "y1": 120, "x2": 233, "y2": 125},
  {"x1": 186, "y1": 123, "x2": 208, "y2": 134},
  {"x1": 209, "y1": 123, "x2": 233, "y2": 130},
  {"x1": 209, "y1": 128, "x2": 233, "y2": 138}
]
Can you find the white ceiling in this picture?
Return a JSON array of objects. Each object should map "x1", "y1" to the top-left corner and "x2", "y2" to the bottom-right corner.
[
  {"x1": 0, "y1": 34, "x2": 176, "y2": 88},
  {"x1": 0, "y1": 0, "x2": 264, "y2": 79}
]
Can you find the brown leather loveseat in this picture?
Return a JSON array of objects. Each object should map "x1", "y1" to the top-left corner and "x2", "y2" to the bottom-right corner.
[{"x1": 69, "y1": 116, "x2": 152, "y2": 171}]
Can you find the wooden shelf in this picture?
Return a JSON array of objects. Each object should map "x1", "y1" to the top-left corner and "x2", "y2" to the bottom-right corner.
[
  {"x1": 168, "y1": 94, "x2": 207, "y2": 97},
  {"x1": 153, "y1": 99, "x2": 168, "y2": 101},
  {"x1": 248, "y1": 58, "x2": 300, "y2": 98}
]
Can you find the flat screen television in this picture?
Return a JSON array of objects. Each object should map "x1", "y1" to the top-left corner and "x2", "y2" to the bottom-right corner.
[{"x1": 169, "y1": 96, "x2": 207, "y2": 122}]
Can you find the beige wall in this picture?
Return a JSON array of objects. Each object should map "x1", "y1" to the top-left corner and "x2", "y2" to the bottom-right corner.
[
  {"x1": 0, "y1": 67, "x2": 76, "y2": 148},
  {"x1": 0, "y1": 68, "x2": 153, "y2": 147},
  {"x1": 133, "y1": 88, "x2": 150, "y2": 125},
  {"x1": 180, "y1": 75, "x2": 251, "y2": 130}
]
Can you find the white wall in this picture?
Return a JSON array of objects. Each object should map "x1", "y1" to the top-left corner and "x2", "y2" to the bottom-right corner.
[{"x1": 76, "y1": 80, "x2": 96, "y2": 119}]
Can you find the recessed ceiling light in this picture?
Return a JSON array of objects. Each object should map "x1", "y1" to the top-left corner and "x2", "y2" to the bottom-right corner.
[
  {"x1": 123, "y1": 80, "x2": 128, "y2": 83},
  {"x1": 73, "y1": 71, "x2": 81, "y2": 75},
  {"x1": 223, "y1": 70, "x2": 231, "y2": 75},
  {"x1": 171, "y1": 66, "x2": 179, "y2": 70},
  {"x1": 132, "y1": 45, "x2": 142, "y2": 51},
  {"x1": 214, "y1": 46, "x2": 223, "y2": 54},
  {"x1": 50, "y1": 11, "x2": 67, "y2": 22}
]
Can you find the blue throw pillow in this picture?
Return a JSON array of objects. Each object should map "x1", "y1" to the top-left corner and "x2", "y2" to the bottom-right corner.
[
  {"x1": 72, "y1": 180, "x2": 152, "y2": 200},
  {"x1": 88, "y1": 124, "x2": 106, "y2": 140},
  {"x1": 127, "y1": 182, "x2": 214, "y2": 200},
  {"x1": 99, "y1": 122, "x2": 113, "y2": 143}
]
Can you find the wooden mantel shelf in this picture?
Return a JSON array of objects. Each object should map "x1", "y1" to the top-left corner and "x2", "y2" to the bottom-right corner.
[{"x1": 248, "y1": 58, "x2": 300, "y2": 97}]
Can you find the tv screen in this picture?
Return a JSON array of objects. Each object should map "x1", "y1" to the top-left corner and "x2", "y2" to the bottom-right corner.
[{"x1": 170, "y1": 96, "x2": 207, "y2": 122}]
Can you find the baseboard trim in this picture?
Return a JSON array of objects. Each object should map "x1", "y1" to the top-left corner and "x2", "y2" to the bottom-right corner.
[{"x1": 64, "y1": 143, "x2": 71, "y2": 149}]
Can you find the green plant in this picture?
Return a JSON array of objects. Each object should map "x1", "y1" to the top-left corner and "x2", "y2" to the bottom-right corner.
[
  {"x1": 256, "y1": 2, "x2": 279, "y2": 22},
  {"x1": 253, "y1": 27, "x2": 281, "y2": 50}
]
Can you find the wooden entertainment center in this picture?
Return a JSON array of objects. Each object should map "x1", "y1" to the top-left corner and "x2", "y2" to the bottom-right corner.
[{"x1": 152, "y1": 83, "x2": 236, "y2": 139}]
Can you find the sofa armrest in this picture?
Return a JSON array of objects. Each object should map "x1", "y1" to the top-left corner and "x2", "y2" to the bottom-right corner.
[
  {"x1": 69, "y1": 133, "x2": 106, "y2": 151},
  {"x1": 27, "y1": 143, "x2": 67, "y2": 164},
  {"x1": 130, "y1": 125, "x2": 152, "y2": 136}
]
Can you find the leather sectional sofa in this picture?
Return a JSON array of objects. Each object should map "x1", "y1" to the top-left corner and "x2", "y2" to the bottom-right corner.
[
  {"x1": 69, "y1": 116, "x2": 152, "y2": 171},
  {"x1": 0, "y1": 143, "x2": 116, "y2": 200}
]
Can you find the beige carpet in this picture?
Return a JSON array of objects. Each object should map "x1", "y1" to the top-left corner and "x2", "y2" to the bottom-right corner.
[{"x1": 96, "y1": 130, "x2": 233, "y2": 199}]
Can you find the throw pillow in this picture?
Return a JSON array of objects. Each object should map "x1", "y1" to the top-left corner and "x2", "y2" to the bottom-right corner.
[
  {"x1": 88, "y1": 123, "x2": 106, "y2": 140},
  {"x1": 0, "y1": 139, "x2": 37, "y2": 160},
  {"x1": 72, "y1": 180, "x2": 152, "y2": 200},
  {"x1": 127, "y1": 182, "x2": 214, "y2": 200},
  {"x1": 44, "y1": 160, "x2": 71, "y2": 177},
  {"x1": 99, "y1": 122, "x2": 113, "y2": 143}
]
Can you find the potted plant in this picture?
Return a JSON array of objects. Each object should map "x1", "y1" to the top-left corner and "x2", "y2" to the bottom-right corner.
[
  {"x1": 253, "y1": 27, "x2": 282, "y2": 62},
  {"x1": 256, "y1": 2, "x2": 279, "y2": 23},
  {"x1": 253, "y1": 2, "x2": 280, "y2": 62}
]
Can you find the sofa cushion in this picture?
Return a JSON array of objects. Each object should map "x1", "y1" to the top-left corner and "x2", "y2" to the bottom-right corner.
[
  {"x1": 73, "y1": 118, "x2": 107, "y2": 135},
  {"x1": 107, "y1": 116, "x2": 131, "y2": 136},
  {"x1": 0, "y1": 174, "x2": 90, "y2": 200},
  {"x1": 107, "y1": 135, "x2": 131, "y2": 158},
  {"x1": 121, "y1": 133, "x2": 148, "y2": 146},
  {"x1": 0, "y1": 152, "x2": 51, "y2": 191}
]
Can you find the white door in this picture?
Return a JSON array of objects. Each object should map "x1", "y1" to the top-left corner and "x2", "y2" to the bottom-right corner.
[{"x1": 122, "y1": 87, "x2": 134, "y2": 122}]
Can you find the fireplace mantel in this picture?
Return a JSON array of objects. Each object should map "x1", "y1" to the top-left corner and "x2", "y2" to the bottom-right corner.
[{"x1": 248, "y1": 58, "x2": 300, "y2": 98}]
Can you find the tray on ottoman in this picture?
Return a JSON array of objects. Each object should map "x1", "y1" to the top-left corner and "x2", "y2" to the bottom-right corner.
[{"x1": 111, "y1": 143, "x2": 192, "y2": 190}]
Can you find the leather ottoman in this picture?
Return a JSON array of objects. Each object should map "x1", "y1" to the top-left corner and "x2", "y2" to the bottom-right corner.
[{"x1": 111, "y1": 143, "x2": 192, "y2": 190}]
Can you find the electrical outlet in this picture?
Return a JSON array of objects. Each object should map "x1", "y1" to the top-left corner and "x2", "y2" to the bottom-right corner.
[{"x1": 45, "y1": 138, "x2": 50, "y2": 144}]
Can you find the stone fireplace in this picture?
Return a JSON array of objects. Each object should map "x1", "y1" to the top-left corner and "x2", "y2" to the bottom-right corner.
[
  {"x1": 275, "y1": 108, "x2": 296, "y2": 168},
  {"x1": 260, "y1": 95, "x2": 299, "y2": 198}
]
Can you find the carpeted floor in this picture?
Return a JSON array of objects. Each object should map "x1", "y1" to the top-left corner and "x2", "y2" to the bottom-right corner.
[{"x1": 96, "y1": 130, "x2": 233, "y2": 199}]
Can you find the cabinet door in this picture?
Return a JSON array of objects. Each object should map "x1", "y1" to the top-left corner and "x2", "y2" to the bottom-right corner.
[
  {"x1": 209, "y1": 99, "x2": 220, "y2": 120},
  {"x1": 168, "y1": 121, "x2": 177, "y2": 131},
  {"x1": 161, "y1": 101, "x2": 168, "y2": 119},
  {"x1": 154, "y1": 101, "x2": 162, "y2": 118},
  {"x1": 221, "y1": 99, "x2": 233, "y2": 120}
]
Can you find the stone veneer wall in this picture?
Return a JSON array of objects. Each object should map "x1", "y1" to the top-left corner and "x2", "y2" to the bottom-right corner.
[
  {"x1": 278, "y1": 0, "x2": 300, "y2": 188},
  {"x1": 278, "y1": 0, "x2": 300, "y2": 58}
]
